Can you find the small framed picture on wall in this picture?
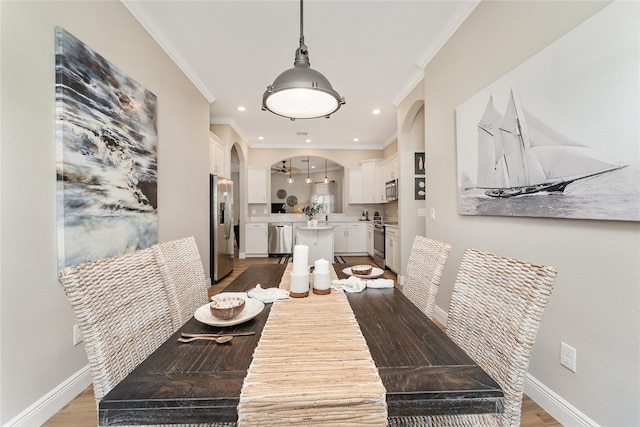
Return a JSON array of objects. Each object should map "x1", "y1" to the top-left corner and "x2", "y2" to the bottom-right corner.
[
  {"x1": 414, "y1": 152, "x2": 425, "y2": 175},
  {"x1": 415, "y1": 178, "x2": 426, "y2": 200}
]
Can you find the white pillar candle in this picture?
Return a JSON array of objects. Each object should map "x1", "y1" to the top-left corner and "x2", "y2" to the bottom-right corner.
[
  {"x1": 314, "y1": 258, "x2": 330, "y2": 273},
  {"x1": 292, "y1": 245, "x2": 309, "y2": 274},
  {"x1": 313, "y1": 270, "x2": 331, "y2": 295},
  {"x1": 290, "y1": 271, "x2": 310, "y2": 298}
]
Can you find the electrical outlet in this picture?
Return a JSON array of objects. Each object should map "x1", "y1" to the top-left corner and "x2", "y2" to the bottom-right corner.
[
  {"x1": 430, "y1": 208, "x2": 436, "y2": 221},
  {"x1": 560, "y1": 342, "x2": 577, "y2": 372},
  {"x1": 73, "y1": 324, "x2": 83, "y2": 346}
]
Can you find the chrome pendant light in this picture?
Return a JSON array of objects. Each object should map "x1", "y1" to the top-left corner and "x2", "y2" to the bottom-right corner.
[
  {"x1": 306, "y1": 156, "x2": 312, "y2": 184},
  {"x1": 262, "y1": 0, "x2": 345, "y2": 120}
]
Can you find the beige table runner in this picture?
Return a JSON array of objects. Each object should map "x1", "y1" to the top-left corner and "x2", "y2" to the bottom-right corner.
[{"x1": 237, "y1": 264, "x2": 388, "y2": 426}]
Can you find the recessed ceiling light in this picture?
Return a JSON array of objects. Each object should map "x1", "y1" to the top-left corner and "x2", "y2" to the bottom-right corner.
[
  {"x1": 305, "y1": 139, "x2": 311, "y2": 143},
  {"x1": 353, "y1": 138, "x2": 359, "y2": 142},
  {"x1": 258, "y1": 136, "x2": 264, "y2": 140},
  {"x1": 237, "y1": 106, "x2": 246, "y2": 112},
  {"x1": 372, "y1": 109, "x2": 381, "y2": 115}
]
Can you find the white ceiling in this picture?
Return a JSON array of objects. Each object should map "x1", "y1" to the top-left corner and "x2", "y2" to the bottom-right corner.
[{"x1": 124, "y1": 0, "x2": 478, "y2": 150}]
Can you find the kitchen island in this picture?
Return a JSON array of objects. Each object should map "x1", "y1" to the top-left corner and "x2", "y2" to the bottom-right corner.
[{"x1": 295, "y1": 225, "x2": 334, "y2": 263}]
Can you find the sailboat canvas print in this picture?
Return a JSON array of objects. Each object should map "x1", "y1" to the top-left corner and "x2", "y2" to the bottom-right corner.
[
  {"x1": 456, "y1": 1, "x2": 639, "y2": 221},
  {"x1": 55, "y1": 28, "x2": 158, "y2": 270}
]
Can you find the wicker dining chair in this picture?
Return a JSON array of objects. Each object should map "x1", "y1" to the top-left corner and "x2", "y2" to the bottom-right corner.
[
  {"x1": 153, "y1": 236, "x2": 210, "y2": 327},
  {"x1": 401, "y1": 236, "x2": 451, "y2": 319},
  {"x1": 389, "y1": 247, "x2": 557, "y2": 427},
  {"x1": 59, "y1": 247, "x2": 179, "y2": 405}
]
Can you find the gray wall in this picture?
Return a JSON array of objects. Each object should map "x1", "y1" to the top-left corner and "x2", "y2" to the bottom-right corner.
[
  {"x1": 0, "y1": 1, "x2": 210, "y2": 423},
  {"x1": 421, "y1": 1, "x2": 639, "y2": 425}
]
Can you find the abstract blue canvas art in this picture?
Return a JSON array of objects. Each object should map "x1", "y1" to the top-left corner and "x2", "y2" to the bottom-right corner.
[{"x1": 55, "y1": 27, "x2": 158, "y2": 270}]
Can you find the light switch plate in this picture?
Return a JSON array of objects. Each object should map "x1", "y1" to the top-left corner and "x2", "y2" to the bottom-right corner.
[{"x1": 560, "y1": 342, "x2": 577, "y2": 372}]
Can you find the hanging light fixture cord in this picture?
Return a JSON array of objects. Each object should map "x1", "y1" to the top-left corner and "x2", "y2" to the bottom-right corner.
[{"x1": 294, "y1": 0, "x2": 309, "y2": 69}]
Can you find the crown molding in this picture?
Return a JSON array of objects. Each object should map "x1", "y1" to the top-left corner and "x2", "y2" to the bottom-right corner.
[
  {"x1": 382, "y1": 133, "x2": 398, "y2": 149},
  {"x1": 393, "y1": 0, "x2": 480, "y2": 107},
  {"x1": 393, "y1": 72, "x2": 424, "y2": 107},
  {"x1": 121, "y1": 0, "x2": 215, "y2": 103},
  {"x1": 209, "y1": 117, "x2": 249, "y2": 144}
]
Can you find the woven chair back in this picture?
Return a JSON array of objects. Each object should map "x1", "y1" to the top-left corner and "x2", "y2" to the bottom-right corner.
[
  {"x1": 153, "y1": 236, "x2": 209, "y2": 327},
  {"x1": 59, "y1": 247, "x2": 177, "y2": 403},
  {"x1": 446, "y1": 247, "x2": 557, "y2": 426},
  {"x1": 402, "y1": 236, "x2": 451, "y2": 319}
]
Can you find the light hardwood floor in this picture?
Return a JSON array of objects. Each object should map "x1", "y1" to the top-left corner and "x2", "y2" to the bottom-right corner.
[{"x1": 44, "y1": 255, "x2": 560, "y2": 426}]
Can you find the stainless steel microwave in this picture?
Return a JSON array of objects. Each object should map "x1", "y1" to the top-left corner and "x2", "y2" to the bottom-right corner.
[{"x1": 385, "y1": 179, "x2": 398, "y2": 201}]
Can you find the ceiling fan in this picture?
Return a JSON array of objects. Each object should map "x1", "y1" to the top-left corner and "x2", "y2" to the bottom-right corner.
[{"x1": 271, "y1": 160, "x2": 301, "y2": 174}]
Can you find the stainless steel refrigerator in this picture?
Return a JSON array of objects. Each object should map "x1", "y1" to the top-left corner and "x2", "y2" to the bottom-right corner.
[{"x1": 210, "y1": 175, "x2": 234, "y2": 283}]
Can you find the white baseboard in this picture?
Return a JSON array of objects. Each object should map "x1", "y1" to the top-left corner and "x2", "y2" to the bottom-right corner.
[
  {"x1": 525, "y1": 373, "x2": 599, "y2": 426},
  {"x1": 433, "y1": 304, "x2": 448, "y2": 326},
  {"x1": 433, "y1": 304, "x2": 598, "y2": 427},
  {"x1": 5, "y1": 365, "x2": 92, "y2": 427}
]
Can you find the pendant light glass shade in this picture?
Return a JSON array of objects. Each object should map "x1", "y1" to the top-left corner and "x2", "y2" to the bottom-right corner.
[
  {"x1": 288, "y1": 158, "x2": 294, "y2": 183},
  {"x1": 262, "y1": 0, "x2": 344, "y2": 120},
  {"x1": 324, "y1": 158, "x2": 329, "y2": 183}
]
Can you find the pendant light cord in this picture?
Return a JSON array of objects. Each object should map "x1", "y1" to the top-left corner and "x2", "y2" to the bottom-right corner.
[
  {"x1": 299, "y1": 0, "x2": 304, "y2": 44},
  {"x1": 296, "y1": 0, "x2": 307, "y2": 59}
]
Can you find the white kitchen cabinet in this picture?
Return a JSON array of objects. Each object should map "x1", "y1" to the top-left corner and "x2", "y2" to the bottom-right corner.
[
  {"x1": 389, "y1": 155, "x2": 399, "y2": 180},
  {"x1": 348, "y1": 168, "x2": 362, "y2": 204},
  {"x1": 377, "y1": 162, "x2": 389, "y2": 203},
  {"x1": 333, "y1": 223, "x2": 367, "y2": 255},
  {"x1": 333, "y1": 223, "x2": 347, "y2": 253},
  {"x1": 245, "y1": 223, "x2": 268, "y2": 256},
  {"x1": 209, "y1": 132, "x2": 226, "y2": 178},
  {"x1": 384, "y1": 226, "x2": 400, "y2": 273},
  {"x1": 361, "y1": 161, "x2": 378, "y2": 203},
  {"x1": 347, "y1": 223, "x2": 367, "y2": 253},
  {"x1": 349, "y1": 161, "x2": 378, "y2": 204},
  {"x1": 247, "y1": 167, "x2": 268, "y2": 204},
  {"x1": 367, "y1": 223, "x2": 374, "y2": 257}
]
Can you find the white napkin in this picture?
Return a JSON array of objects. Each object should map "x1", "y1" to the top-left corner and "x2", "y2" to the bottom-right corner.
[
  {"x1": 247, "y1": 284, "x2": 290, "y2": 303},
  {"x1": 365, "y1": 278, "x2": 395, "y2": 289},
  {"x1": 331, "y1": 276, "x2": 395, "y2": 293}
]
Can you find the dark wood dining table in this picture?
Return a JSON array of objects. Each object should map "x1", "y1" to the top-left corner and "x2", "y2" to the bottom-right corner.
[{"x1": 99, "y1": 263, "x2": 503, "y2": 425}]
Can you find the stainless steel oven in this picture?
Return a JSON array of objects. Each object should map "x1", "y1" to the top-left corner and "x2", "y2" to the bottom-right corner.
[{"x1": 373, "y1": 224, "x2": 385, "y2": 269}]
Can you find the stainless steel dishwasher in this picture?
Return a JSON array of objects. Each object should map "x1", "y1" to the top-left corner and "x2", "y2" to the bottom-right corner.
[{"x1": 268, "y1": 223, "x2": 293, "y2": 256}]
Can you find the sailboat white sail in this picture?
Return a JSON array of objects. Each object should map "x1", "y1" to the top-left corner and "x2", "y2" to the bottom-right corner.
[{"x1": 476, "y1": 91, "x2": 625, "y2": 198}]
